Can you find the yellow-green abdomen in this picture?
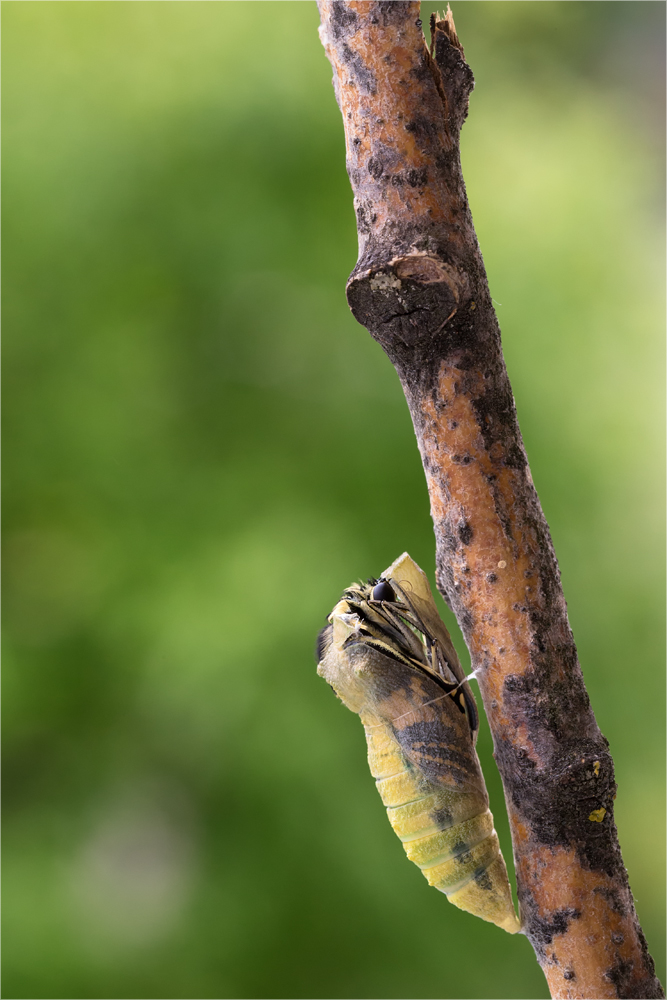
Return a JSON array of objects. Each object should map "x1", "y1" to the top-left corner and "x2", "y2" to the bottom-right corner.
[{"x1": 364, "y1": 720, "x2": 520, "y2": 934}]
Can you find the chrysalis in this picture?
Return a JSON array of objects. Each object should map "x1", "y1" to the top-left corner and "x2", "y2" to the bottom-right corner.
[{"x1": 316, "y1": 552, "x2": 520, "y2": 934}]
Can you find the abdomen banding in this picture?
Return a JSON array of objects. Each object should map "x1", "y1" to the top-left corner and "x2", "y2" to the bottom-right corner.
[
  {"x1": 363, "y1": 715, "x2": 519, "y2": 934},
  {"x1": 421, "y1": 828, "x2": 500, "y2": 891},
  {"x1": 404, "y1": 810, "x2": 494, "y2": 867}
]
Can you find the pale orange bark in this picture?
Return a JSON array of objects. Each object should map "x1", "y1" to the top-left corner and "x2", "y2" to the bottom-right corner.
[{"x1": 317, "y1": 3, "x2": 663, "y2": 998}]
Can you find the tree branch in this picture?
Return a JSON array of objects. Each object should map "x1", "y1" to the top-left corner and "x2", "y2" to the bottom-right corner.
[{"x1": 317, "y1": 3, "x2": 663, "y2": 998}]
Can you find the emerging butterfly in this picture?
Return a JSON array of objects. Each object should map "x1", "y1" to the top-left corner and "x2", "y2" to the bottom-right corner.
[{"x1": 316, "y1": 552, "x2": 520, "y2": 934}]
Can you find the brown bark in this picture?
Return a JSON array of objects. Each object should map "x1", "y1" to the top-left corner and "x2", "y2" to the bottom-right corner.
[{"x1": 316, "y1": 4, "x2": 663, "y2": 999}]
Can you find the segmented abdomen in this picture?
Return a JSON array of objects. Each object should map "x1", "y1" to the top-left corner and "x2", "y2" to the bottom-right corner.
[{"x1": 364, "y1": 718, "x2": 520, "y2": 934}]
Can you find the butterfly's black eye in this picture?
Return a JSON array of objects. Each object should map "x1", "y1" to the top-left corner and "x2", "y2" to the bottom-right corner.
[{"x1": 372, "y1": 580, "x2": 395, "y2": 603}]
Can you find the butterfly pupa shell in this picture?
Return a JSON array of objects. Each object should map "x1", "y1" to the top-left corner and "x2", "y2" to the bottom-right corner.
[{"x1": 317, "y1": 553, "x2": 520, "y2": 935}]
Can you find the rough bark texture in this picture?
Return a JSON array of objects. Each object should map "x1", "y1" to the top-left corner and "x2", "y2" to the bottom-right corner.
[{"x1": 317, "y1": 4, "x2": 663, "y2": 999}]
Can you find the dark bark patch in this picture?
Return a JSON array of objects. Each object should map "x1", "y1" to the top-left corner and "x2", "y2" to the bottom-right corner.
[
  {"x1": 629, "y1": 927, "x2": 664, "y2": 999},
  {"x1": 605, "y1": 958, "x2": 636, "y2": 995},
  {"x1": 594, "y1": 886, "x2": 627, "y2": 918},
  {"x1": 524, "y1": 904, "x2": 581, "y2": 959},
  {"x1": 341, "y1": 42, "x2": 377, "y2": 95},
  {"x1": 329, "y1": 3, "x2": 358, "y2": 39},
  {"x1": 458, "y1": 607, "x2": 474, "y2": 635},
  {"x1": 458, "y1": 520, "x2": 473, "y2": 545},
  {"x1": 405, "y1": 114, "x2": 440, "y2": 144},
  {"x1": 406, "y1": 167, "x2": 428, "y2": 187},
  {"x1": 368, "y1": 157, "x2": 383, "y2": 179},
  {"x1": 494, "y1": 725, "x2": 622, "y2": 880},
  {"x1": 377, "y1": 0, "x2": 413, "y2": 26}
]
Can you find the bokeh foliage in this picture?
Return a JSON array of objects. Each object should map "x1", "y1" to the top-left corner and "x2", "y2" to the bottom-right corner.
[{"x1": 3, "y1": 3, "x2": 664, "y2": 998}]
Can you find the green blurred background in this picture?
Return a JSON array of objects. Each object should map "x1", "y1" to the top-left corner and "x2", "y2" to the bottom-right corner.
[{"x1": 3, "y1": 2, "x2": 664, "y2": 998}]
